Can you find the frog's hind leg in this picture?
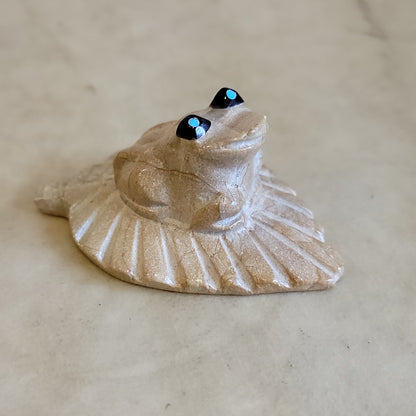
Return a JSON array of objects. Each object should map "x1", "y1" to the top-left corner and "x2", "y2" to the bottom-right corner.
[{"x1": 35, "y1": 156, "x2": 115, "y2": 218}]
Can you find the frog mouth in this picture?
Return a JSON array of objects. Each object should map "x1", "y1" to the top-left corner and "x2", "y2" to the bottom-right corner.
[
  {"x1": 203, "y1": 134, "x2": 264, "y2": 154},
  {"x1": 222, "y1": 134, "x2": 264, "y2": 151},
  {"x1": 212, "y1": 116, "x2": 267, "y2": 153}
]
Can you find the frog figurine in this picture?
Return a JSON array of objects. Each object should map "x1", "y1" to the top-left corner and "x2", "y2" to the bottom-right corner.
[{"x1": 35, "y1": 88, "x2": 343, "y2": 294}]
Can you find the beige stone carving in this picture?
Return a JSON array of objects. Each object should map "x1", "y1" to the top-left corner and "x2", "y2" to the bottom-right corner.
[{"x1": 35, "y1": 88, "x2": 343, "y2": 294}]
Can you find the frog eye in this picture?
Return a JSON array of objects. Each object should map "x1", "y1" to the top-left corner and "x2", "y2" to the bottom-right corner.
[
  {"x1": 176, "y1": 115, "x2": 211, "y2": 140},
  {"x1": 210, "y1": 87, "x2": 244, "y2": 109}
]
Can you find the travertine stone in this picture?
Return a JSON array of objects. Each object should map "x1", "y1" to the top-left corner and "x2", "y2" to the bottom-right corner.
[{"x1": 35, "y1": 89, "x2": 343, "y2": 294}]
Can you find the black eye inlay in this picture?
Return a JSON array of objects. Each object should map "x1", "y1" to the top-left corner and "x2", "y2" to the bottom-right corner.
[
  {"x1": 210, "y1": 87, "x2": 244, "y2": 109},
  {"x1": 176, "y1": 115, "x2": 211, "y2": 140}
]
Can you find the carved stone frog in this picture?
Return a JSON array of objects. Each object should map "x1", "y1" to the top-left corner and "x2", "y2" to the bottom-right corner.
[
  {"x1": 36, "y1": 88, "x2": 343, "y2": 295},
  {"x1": 114, "y1": 88, "x2": 266, "y2": 231}
]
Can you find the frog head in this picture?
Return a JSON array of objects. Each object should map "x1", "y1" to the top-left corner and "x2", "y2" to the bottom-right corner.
[{"x1": 114, "y1": 88, "x2": 267, "y2": 231}]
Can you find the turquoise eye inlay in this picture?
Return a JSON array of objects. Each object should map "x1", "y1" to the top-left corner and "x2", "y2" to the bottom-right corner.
[
  {"x1": 176, "y1": 114, "x2": 211, "y2": 140},
  {"x1": 226, "y1": 89, "x2": 237, "y2": 100},
  {"x1": 210, "y1": 87, "x2": 244, "y2": 108},
  {"x1": 188, "y1": 117, "x2": 200, "y2": 128}
]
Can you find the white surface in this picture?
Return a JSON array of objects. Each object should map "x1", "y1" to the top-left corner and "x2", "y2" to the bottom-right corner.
[{"x1": 1, "y1": 1, "x2": 415, "y2": 414}]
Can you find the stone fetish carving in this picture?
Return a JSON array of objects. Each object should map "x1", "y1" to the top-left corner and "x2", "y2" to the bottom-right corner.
[{"x1": 36, "y1": 88, "x2": 343, "y2": 294}]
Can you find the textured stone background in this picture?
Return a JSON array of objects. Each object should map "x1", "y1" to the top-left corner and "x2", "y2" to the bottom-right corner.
[{"x1": 1, "y1": 1, "x2": 415, "y2": 414}]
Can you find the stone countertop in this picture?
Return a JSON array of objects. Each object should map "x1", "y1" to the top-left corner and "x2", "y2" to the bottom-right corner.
[{"x1": 1, "y1": 1, "x2": 415, "y2": 414}]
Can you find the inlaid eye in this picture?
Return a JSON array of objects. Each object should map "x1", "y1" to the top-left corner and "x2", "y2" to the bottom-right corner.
[
  {"x1": 210, "y1": 87, "x2": 244, "y2": 109},
  {"x1": 176, "y1": 115, "x2": 211, "y2": 140}
]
